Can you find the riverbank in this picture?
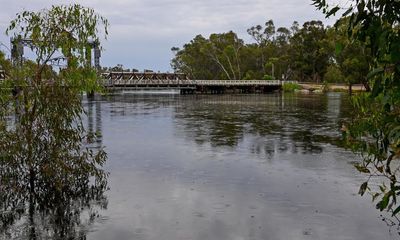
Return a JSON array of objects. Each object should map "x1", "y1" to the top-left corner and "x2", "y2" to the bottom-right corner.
[{"x1": 297, "y1": 83, "x2": 367, "y2": 93}]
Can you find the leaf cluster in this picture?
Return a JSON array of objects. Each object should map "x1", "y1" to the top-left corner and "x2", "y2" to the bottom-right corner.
[
  {"x1": 0, "y1": 4, "x2": 109, "y2": 238},
  {"x1": 171, "y1": 19, "x2": 370, "y2": 85},
  {"x1": 313, "y1": 0, "x2": 400, "y2": 222}
]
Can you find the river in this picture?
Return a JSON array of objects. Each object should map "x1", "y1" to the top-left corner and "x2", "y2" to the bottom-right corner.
[{"x1": 84, "y1": 92, "x2": 395, "y2": 240}]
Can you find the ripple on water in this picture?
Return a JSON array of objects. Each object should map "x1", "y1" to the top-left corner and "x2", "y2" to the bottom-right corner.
[
  {"x1": 132, "y1": 228, "x2": 148, "y2": 240},
  {"x1": 211, "y1": 202, "x2": 232, "y2": 214},
  {"x1": 193, "y1": 211, "x2": 206, "y2": 218},
  {"x1": 85, "y1": 93, "x2": 393, "y2": 240}
]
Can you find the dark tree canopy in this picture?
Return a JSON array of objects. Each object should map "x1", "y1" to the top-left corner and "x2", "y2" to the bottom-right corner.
[{"x1": 171, "y1": 19, "x2": 369, "y2": 84}]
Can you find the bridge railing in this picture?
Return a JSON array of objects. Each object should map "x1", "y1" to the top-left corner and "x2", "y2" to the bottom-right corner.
[
  {"x1": 100, "y1": 73, "x2": 299, "y2": 88},
  {"x1": 195, "y1": 80, "x2": 282, "y2": 86},
  {"x1": 102, "y1": 79, "x2": 197, "y2": 86},
  {"x1": 102, "y1": 79, "x2": 284, "y2": 86},
  {"x1": 101, "y1": 72, "x2": 189, "y2": 81},
  {"x1": 281, "y1": 80, "x2": 298, "y2": 84}
]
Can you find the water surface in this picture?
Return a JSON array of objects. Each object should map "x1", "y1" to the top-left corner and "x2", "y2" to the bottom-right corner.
[{"x1": 85, "y1": 93, "x2": 395, "y2": 240}]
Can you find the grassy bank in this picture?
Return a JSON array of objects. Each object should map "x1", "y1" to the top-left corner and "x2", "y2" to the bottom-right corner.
[{"x1": 282, "y1": 82, "x2": 302, "y2": 92}]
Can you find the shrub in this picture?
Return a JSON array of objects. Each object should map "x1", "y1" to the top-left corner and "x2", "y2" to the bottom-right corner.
[
  {"x1": 282, "y1": 82, "x2": 301, "y2": 92},
  {"x1": 262, "y1": 74, "x2": 274, "y2": 80}
]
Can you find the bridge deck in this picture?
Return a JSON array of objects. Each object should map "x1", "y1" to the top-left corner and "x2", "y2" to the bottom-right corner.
[
  {"x1": 102, "y1": 79, "x2": 283, "y2": 87},
  {"x1": 194, "y1": 80, "x2": 282, "y2": 86},
  {"x1": 0, "y1": 71, "x2": 296, "y2": 92},
  {"x1": 101, "y1": 72, "x2": 293, "y2": 88}
]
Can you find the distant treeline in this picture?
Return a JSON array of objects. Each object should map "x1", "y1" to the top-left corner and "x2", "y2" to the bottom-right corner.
[{"x1": 171, "y1": 18, "x2": 371, "y2": 88}]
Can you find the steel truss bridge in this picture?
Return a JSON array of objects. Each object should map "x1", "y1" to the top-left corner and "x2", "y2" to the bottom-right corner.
[
  {"x1": 0, "y1": 71, "x2": 294, "y2": 94},
  {"x1": 101, "y1": 72, "x2": 291, "y2": 94}
]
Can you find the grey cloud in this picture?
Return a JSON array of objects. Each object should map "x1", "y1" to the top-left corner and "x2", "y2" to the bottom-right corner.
[{"x1": 0, "y1": 0, "x2": 338, "y2": 71}]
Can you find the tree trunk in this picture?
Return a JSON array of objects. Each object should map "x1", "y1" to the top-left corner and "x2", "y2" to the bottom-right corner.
[
  {"x1": 29, "y1": 168, "x2": 36, "y2": 240},
  {"x1": 87, "y1": 90, "x2": 95, "y2": 98},
  {"x1": 362, "y1": 80, "x2": 371, "y2": 92}
]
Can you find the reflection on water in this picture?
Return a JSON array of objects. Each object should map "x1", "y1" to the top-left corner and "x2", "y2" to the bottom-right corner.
[
  {"x1": 87, "y1": 98, "x2": 103, "y2": 146},
  {"x1": 2, "y1": 92, "x2": 396, "y2": 239},
  {"x1": 0, "y1": 98, "x2": 107, "y2": 240},
  {"x1": 83, "y1": 92, "x2": 395, "y2": 240},
  {"x1": 173, "y1": 94, "x2": 348, "y2": 153}
]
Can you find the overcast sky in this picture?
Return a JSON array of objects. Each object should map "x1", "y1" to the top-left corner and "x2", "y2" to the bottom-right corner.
[{"x1": 0, "y1": 0, "x2": 339, "y2": 72}]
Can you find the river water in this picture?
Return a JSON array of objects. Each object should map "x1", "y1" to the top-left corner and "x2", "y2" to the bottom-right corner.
[{"x1": 84, "y1": 92, "x2": 396, "y2": 240}]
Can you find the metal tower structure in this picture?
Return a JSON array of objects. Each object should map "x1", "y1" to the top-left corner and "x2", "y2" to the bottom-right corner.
[
  {"x1": 10, "y1": 36, "x2": 33, "y2": 66},
  {"x1": 10, "y1": 36, "x2": 101, "y2": 69}
]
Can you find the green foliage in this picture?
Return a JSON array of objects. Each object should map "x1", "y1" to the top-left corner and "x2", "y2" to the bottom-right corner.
[
  {"x1": 313, "y1": 0, "x2": 400, "y2": 220},
  {"x1": 172, "y1": 21, "x2": 294, "y2": 80},
  {"x1": 289, "y1": 20, "x2": 332, "y2": 82},
  {"x1": 243, "y1": 70, "x2": 257, "y2": 80},
  {"x1": 0, "y1": 51, "x2": 12, "y2": 74},
  {"x1": 324, "y1": 64, "x2": 345, "y2": 83},
  {"x1": 171, "y1": 32, "x2": 244, "y2": 80},
  {"x1": 262, "y1": 74, "x2": 274, "y2": 80},
  {"x1": 282, "y1": 82, "x2": 301, "y2": 92},
  {"x1": 172, "y1": 19, "x2": 368, "y2": 83},
  {"x1": 330, "y1": 18, "x2": 371, "y2": 89},
  {"x1": 0, "y1": 4, "x2": 109, "y2": 238}
]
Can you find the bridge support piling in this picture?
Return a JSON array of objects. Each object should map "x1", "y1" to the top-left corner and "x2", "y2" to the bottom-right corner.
[
  {"x1": 251, "y1": 86, "x2": 256, "y2": 94},
  {"x1": 180, "y1": 89, "x2": 195, "y2": 95}
]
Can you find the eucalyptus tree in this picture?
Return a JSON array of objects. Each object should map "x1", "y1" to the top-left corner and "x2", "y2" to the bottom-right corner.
[
  {"x1": 247, "y1": 19, "x2": 276, "y2": 74},
  {"x1": 171, "y1": 32, "x2": 245, "y2": 80},
  {"x1": 328, "y1": 18, "x2": 371, "y2": 92},
  {"x1": 289, "y1": 21, "x2": 330, "y2": 82},
  {"x1": 0, "y1": 5, "x2": 109, "y2": 239},
  {"x1": 171, "y1": 34, "x2": 217, "y2": 79},
  {"x1": 203, "y1": 31, "x2": 244, "y2": 80},
  {"x1": 267, "y1": 27, "x2": 292, "y2": 80},
  {"x1": 313, "y1": 0, "x2": 400, "y2": 220}
]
